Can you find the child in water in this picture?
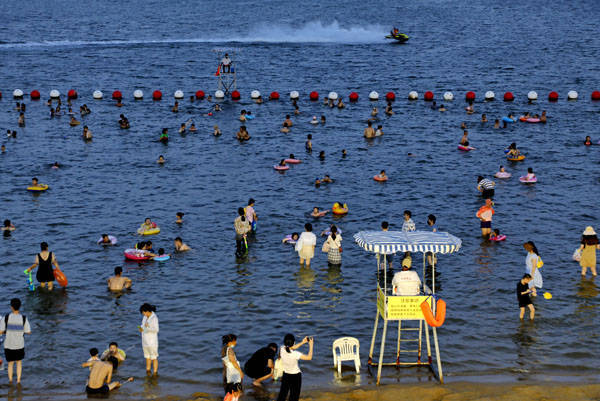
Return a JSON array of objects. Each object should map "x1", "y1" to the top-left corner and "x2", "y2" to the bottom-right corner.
[
  {"x1": 517, "y1": 274, "x2": 535, "y2": 320},
  {"x1": 506, "y1": 143, "x2": 521, "y2": 158},
  {"x1": 213, "y1": 125, "x2": 222, "y2": 136},
  {"x1": 525, "y1": 167, "x2": 536, "y2": 180},
  {"x1": 311, "y1": 207, "x2": 328, "y2": 218},
  {"x1": 278, "y1": 159, "x2": 287, "y2": 167},
  {"x1": 376, "y1": 170, "x2": 387, "y2": 180},
  {"x1": 305, "y1": 135, "x2": 312, "y2": 152},
  {"x1": 282, "y1": 232, "x2": 300, "y2": 244},
  {"x1": 584, "y1": 136, "x2": 592, "y2": 146},
  {"x1": 138, "y1": 218, "x2": 156, "y2": 234},
  {"x1": 157, "y1": 155, "x2": 165, "y2": 164},
  {"x1": 176, "y1": 212, "x2": 184, "y2": 224}
]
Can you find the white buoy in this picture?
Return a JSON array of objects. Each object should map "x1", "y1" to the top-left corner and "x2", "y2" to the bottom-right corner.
[
  {"x1": 93, "y1": 90, "x2": 103, "y2": 99},
  {"x1": 368, "y1": 91, "x2": 379, "y2": 100},
  {"x1": 485, "y1": 91, "x2": 495, "y2": 100},
  {"x1": 13, "y1": 89, "x2": 24, "y2": 98},
  {"x1": 567, "y1": 90, "x2": 578, "y2": 100},
  {"x1": 133, "y1": 90, "x2": 143, "y2": 100},
  {"x1": 328, "y1": 91, "x2": 338, "y2": 101},
  {"x1": 50, "y1": 89, "x2": 60, "y2": 98},
  {"x1": 408, "y1": 91, "x2": 418, "y2": 100},
  {"x1": 215, "y1": 90, "x2": 225, "y2": 99},
  {"x1": 174, "y1": 90, "x2": 184, "y2": 99},
  {"x1": 527, "y1": 91, "x2": 538, "y2": 100},
  {"x1": 250, "y1": 90, "x2": 261, "y2": 99},
  {"x1": 443, "y1": 91, "x2": 453, "y2": 101},
  {"x1": 290, "y1": 91, "x2": 299, "y2": 100}
]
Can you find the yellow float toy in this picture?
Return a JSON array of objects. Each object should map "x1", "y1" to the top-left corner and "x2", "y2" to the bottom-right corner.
[
  {"x1": 27, "y1": 184, "x2": 49, "y2": 192},
  {"x1": 332, "y1": 202, "x2": 348, "y2": 215}
]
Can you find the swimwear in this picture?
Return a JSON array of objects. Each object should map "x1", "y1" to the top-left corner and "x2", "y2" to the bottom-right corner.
[
  {"x1": 86, "y1": 384, "x2": 109, "y2": 394},
  {"x1": 36, "y1": 252, "x2": 55, "y2": 283},
  {"x1": 480, "y1": 221, "x2": 492, "y2": 229}
]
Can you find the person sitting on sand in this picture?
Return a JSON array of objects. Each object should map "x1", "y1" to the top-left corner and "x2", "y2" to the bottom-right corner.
[
  {"x1": 107, "y1": 266, "x2": 132, "y2": 292},
  {"x1": 174, "y1": 237, "x2": 191, "y2": 252},
  {"x1": 282, "y1": 233, "x2": 300, "y2": 244},
  {"x1": 364, "y1": 121, "x2": 375, "y2": 138},
  {"x1": 81, "y1": 359, "x2": 132, "y2": 395},
  {"x1": 283, "y1": 115, "x2": 293, "y2": 127},
  {"x1": 213, "y1": 125, "x2": 222, "y2": 136},
  {"x1": 281, "y1": 122, "x2": 290, "y2": 133},
  {"x1": 311, "y1": 207, "x2": 327, "y2": 218}
]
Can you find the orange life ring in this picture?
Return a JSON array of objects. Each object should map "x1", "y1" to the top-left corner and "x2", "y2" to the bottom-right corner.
[
  {"x1": 54, "y1": 267, "x2": 68, "y2": 287},
  {"x1": 421, "y1": 299, "x2": 446, "y2": 327}
]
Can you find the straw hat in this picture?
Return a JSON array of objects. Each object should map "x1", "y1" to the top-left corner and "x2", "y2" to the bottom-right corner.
[{"x1": 583, "y1": 226, "x2": 596, "y2": 235}]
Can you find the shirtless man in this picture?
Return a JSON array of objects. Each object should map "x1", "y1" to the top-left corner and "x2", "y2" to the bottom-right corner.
[
  {"x1": 107, "y1": 267, "x2": 132, "y2": 291},
  {"x1": 364, "y1": 121, "x2": 375, "y2": 138},
  {"x1": 283, "y1": 114, "x2": 293, "y2": 127},
  {"x1": 81, "y1": 359, "x2": 131, "y2": 395},
  {"x1": 174, "y1": 237, "x2": 191, "y2": 252}
]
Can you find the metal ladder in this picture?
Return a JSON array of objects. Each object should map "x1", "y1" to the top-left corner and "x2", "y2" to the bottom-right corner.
[{"x1": 396, "y1": 320, "x2": 425, "y2": 364}]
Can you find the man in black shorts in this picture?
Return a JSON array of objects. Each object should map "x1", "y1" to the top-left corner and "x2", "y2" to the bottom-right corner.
[
  {"x1": 517, "y1": 274, "x2": 535, "y2": 320},
  {"x1": 81, "y1": 359, "x2": 132, "y2": 394},
  {"x1": 244, "y1": 343, "x2": 277, "y2": 387}
]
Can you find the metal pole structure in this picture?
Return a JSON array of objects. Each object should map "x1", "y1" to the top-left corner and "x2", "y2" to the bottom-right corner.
[
  {"x1": 433, "y1": 326, "x2": 443, "y2": 383},
  {"x1": 418, "y1": 319, "x2": 423, "y2": 363},
  {"x1": 368, "y1": 309, "x2": 379, "y2": 363},
  {"x1": 377, "y1": 319, "x2": 388, "y2": 385},
  {"x1": 424, "y1": 320, "x2": 432, "y2": 364},
  {"x1": 396, "y1": 320, "x2": 401, "y2": 364},
  {"x1": 432, "y1": 252, "x2": 436, "y2": 295}
]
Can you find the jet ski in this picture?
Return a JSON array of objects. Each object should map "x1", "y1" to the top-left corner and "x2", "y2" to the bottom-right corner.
[{"x1": 385, "y1": 29, "x2": 409, "y2": 43}]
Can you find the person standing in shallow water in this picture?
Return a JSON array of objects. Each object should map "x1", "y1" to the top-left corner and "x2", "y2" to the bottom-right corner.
[
  {"x1": 25, "y1": 242, "x2": 59, "y2": 290},
  {"x1": 276, "y1": 334, "x2": 313, "y2": 401},
  {"x1": 139, "y1": 303, "x2": 159, "y2": 375},
  {"x1": 0, "y1": 298, "x2": 31, "y2": 384},
  {"x1": 245, "y1": 198, "x2": 258, "y2": 233},
  {"x1": 517, "y1": 274, "x2": 535, "y2": 320},
  {"x1": 234, "y1": 207, "x2": 251, "y2": 257},
  {"x1": 523, "y1": 241, "x2": 543, "y2": 295},
  {"x1": 578, "y1": 226, "x2": 599, "y2": 276},
  {"x1": 295, "y1": 223, "x2": 316, "y2": 268}
]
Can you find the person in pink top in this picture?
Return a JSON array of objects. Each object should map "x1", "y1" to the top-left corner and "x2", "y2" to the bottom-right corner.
[
  {"x1": 245, "y1": 198, "x2": 258, "y2": 233},
  {"x1": 476, "y1": 199, "x2": 495, "y2": 238}
]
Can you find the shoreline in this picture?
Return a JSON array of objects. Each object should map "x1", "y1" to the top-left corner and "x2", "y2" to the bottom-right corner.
[{"x1": 189, "y1": 380, "x2": 600, "y2": 401}]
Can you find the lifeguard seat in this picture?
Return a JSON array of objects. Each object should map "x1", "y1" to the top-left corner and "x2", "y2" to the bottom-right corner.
[{"x1": 332, "y1": 337, "x2": 361, "y2": 375}]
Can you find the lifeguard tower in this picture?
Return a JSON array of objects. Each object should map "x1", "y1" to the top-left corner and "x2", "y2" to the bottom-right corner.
[
  {"x1": 353, "y1": 231, "x2": 462, "y2": 384},
  {"x1": 213, "y1": 48, "x2": 238, "y2": 95}
]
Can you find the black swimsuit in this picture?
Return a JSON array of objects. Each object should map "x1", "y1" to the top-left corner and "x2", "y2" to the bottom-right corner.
[{"x1": 36, "y1": 252, "x2": 55, "y2": 283}]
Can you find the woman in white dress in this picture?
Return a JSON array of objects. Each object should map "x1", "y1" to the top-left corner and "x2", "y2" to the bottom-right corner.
[
  {"x1": 523, "y1": 241, "x2": 543, "y2": 295},
  {"x1": 222, "y1": 334, "x2": 243, "y2": 390}
]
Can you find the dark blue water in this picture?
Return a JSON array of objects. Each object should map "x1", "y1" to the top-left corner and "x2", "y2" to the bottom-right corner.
[{"x1": 1, "y1": 0, "x2": 600, "y2": 399}]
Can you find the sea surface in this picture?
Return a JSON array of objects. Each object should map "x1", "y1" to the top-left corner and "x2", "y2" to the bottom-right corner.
[{"x1": 1, "y1": 0, "x2": 600, "y2": 399}]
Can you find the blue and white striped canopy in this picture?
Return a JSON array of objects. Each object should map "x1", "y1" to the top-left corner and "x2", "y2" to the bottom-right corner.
[{"x1": 354, "y1": 231, "x2": 462, "y2": 254}]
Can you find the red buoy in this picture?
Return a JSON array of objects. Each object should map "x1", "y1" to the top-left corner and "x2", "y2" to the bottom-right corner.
[
  {"x1": 0, "y1": 91, "x2": 2, "y2": 99},
  {"x1": 309, "y1": 91, "x2": 319, "y2": 101},
  {"x1": 503, "y1": 92, "x2": 514, "y2": 101},
  {"x1": 67, "y1": 89, "x2": 77, "y2": 99},
  {"x1": 269, "y1": 91, "x2": 280, "y2": 100},
  {"x1": 548, "y1": 91, "x2": 558, "y2": 101},
  {"x1": 112, "y1": 90, "x2": 122, "y2": 100},
  {"x1": 591, "y1": 91, "x2": 600, "y2": 101},
  {"x1": 349, "y1": 92, "x2": 359, "y2": 102},
  {"x1": 465, "y1": 91, "x2": 476, "y2": 102},
  {"x1": 385, "y1": 91, "x2": 396, "y2": 101},
  {"x1": 231, "y1": 90, "x2": 241, "y2": 100},
  {"x1": 30, "y1": 90, "x2": 41, "y2": 100},
  {"x1": 152, "y1": 90, "x2": 162, "y2": 100},
  {"x1": 195, "y1": 90, "x2": 205, "y2": 99},
  {"x1": 424, "y1": 91, "x2": 434, "y2": 101}
]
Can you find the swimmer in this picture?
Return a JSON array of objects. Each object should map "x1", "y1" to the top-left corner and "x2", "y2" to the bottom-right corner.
[
  {"x1": 52, "y1": 162, "x2": 60, "y2": 169},
  {"x1": 481, "y1": 113, "x2": 488, "y2": 122},
  {"x1": 18, "y1": 112, "x2": 25, "y2": 127},
  {"x1": 525, "y1": 167, "x2": 536, "y2": 180},
  {"x1": 506, "y1": 142, "x2": 520, "y2": 157},
  {"x1": 214, "y1": 104, "x2": 221, "y2": 112},
  {"x1": 159, "y1": 128, "x2": 168, "y2": 144},
  {"x1": 11, "y1": 131, "x2": 17, "y2": 138},
  {"x1": 584, "y1": 136, "x2": 592, "y2": 146},
  {"x1": 21, "y1": 104, "x2": 26, "y2": 112},
  {"x1": 342, "y1": 149, "x2": 347, "y2": 158},
  {"x1": 189, "y1": 123, "x2": 197, "y2": 132},
  {"x1": 107, "y1": 266, "x2": 132, "y2": 291},
  {"x1": 311, "y1": 207, "x2": 328, "y2": 218},
  {"x1": 315, "y1": 178, "x2": 321, "y2": 187},
  {"x1": 337, "y1": 98, "x2": 345, "y2": 109},
  {"x1": 283, "y1": 115, "x2": 293, "y2": 127},
  {"x1": 320, "y1": 115, "x2": 326, "y2": 124},
  {"x1": 489, "y1": 229, "x2": 502, "y2": 240},
  {"x1": 207, "y1": 95, "x2": 212, "y2": 102},
  {"x1": 157, "y1": 155, "x2": 165, "y2": 164},
  {"x1": 213, "y1": 125, "x2": 222, "y2": 136},
  {"x1": 294, "y1": 105, "x2": 300, "y2": 115},
  {"x1": 375, "y1": 125, "x2": 384, "y2": 136},
  {"x1": 255, "y1": 96, "x2": 263, "y2": 104},
  {"x1": 438, "y1": 104, "x2": 447, "y2": 112},
  {"x1": 281, "y1": 122, "x2": 290, "y2": 133},
  {"x1": 178, "y1": 123, "x2": 186, "y2": 134},
  {"x1": 493, "y1": 119, "x2": 500, "y2": 129},
  {"x1": 118, "y1": 114, "x2": 130, "y2": 129},
  {"x1": 385, "y1": 103, "x2": 393, "y2": 115},
  {"x1": 174, "y1": 237, "x2": 191, "y2": 252},
  {"x1": 2, "y1": 219, "x2": 15, "y2": 232},
  {"x1": 310, "y1": 116, "x2": 318, "y2": 125},
  {"x1": 50, "y1": 108, "x2": 55, "y2": 117},
  {"x1": 172, "y1": 101, "x2": 179, "y2": 113},
  {"x1": 319, "y1": 151, "x2": 325, "y2": 161},
  {"x1": 69, "y1": 116, "x2": 81, "y2": 126},
  {"x1": 98, "y1": 234, "x2": 114, "y2": 245},
  {"x1": 31, "y1": 177, "x2": 40, "y2": 187},
  {"x1": 115, "y1": 99, "x2": 123, "y2": 107},
  {"x1": 282, "y1": 232, "x2": 300, "y2": 244},
  {"x1": 1, "y1": 144, "x2": 5, "y2": 153},
  {"x1": 323, "y1": 97, "x2": 329, "y2": 106},
  {"x1": 81, "y1": 359, "x2": 132, "y2": 395},
  {"x1": 82, "y1": 125, "x2": 92, "y2": 140},
  {"x1": 465, "y1": 104, "x2": 474, "y2": 114},
  {"x1": 236, "y1": 125, "x2": 250, "y2": 141},
  {"x1": 278, "y1": 159, "x2": 287, "y2": 167},
  {"x1": 322, "y1": 175, "x2": 333, "y2": 183},
  {"x1": 155, "y1": 248, "x2": 170, "y2": 259},
  {"x1": 460, "y1": 121, "x2": 466, "y2": 129},
  {"x1": 371, "y1": 107, "x2": 378, "y2": 117},
  {"x1": 376, "y1": 170, "x2": 387, "y2": 180},
  {"x1": 496, "y1": 165, "x2": 509, "y2": 176},
  {"x1": 138, "y1": 218, "x2": 156, "y2": 234},
  {"x1": 190, "y1": 95, "x2": 195, "y2": 103},
  {"x1": 540, "y1": 110, "x2": 547, "y2": 123},
  {"x1": 305, "y1": 135, "x2": 312, "y2": 152},
  {"x1": 431, "y1": 101, "x2": 438, "y2": 110},
  {"x1": 459, "y1": 130, "x2": 469, "y2": 146},
  {"x1": 288, "y1": 153, "x2": 297, "y2": 160},
  {"x1": 68, "y1": 107, "x2": 74, "y2": 115},
  {"x1": 15, "y1": 102, "x2": 21, "y2": 111},
  {"x1": 176, "y1": 212, "x2": 184, "y2": 224},
  {"x1": 239, "y1": 110, "x2": 247, "y2": 122},
  {"x1": 246, "y1": 111, "x2": 254, "y2": 119},
  {"x1": 364, "y1": 121, "x2": 375, "y2": 138}
]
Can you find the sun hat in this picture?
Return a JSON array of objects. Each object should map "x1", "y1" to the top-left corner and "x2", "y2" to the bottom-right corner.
[
  {"x1": 583, "y1": 226, "x2": 596, "y2": 236},
  {"x1": 401, "y1": 255, "x2": 412, "y2": 268}
]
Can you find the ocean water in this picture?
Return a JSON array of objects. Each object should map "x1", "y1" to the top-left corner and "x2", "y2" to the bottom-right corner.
[{"x1": 1, "y1": 0, "x2": 600, "y2": 399}]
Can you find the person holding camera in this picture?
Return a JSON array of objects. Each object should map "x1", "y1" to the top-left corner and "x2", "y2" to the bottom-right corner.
[{"x1": 276, "y1": 334, "x2": 313, "y2": 401}]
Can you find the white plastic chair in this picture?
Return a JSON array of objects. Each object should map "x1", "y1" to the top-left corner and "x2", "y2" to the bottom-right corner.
[{"x1": 332, "y1": 337, "x2": 360, "y2": 375}]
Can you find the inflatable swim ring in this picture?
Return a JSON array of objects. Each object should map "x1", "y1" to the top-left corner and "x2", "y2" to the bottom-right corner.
[
  {"x1": 573, "y1": 248, "x2": 582, "y2": 262},
  {"x1": 139, "y1": 227, "x2": 160, "y2": 236},
  {"x1": 494, "y1": 172, "x2": 511, "y2": 179},
  {"x1": 490, "y1": 234, "x2": 507, "y2": 242},
  {"x1": 97, "y1": 235, "x2": 118, "y2": 245},
  {"x1": 285, "y1": 159, "x2": 301, "y2": 164},
  {"x1": 526, "y1": 118, "x2": 540, "y2": 123},
  {"x1": 53, "y1": 267, "x2": 68, "y2": 287},
  {"x1": 502, "y1": 116, "x2": 516, "y2": 123},
  {"x1": 124, "y1": 249, "x2": 151, "y2": 261},
  {"x1": 457, "y1": 145, "x2": 475, "y2": 151},
  {"x1": 421, "y1": 298, "x2": 446, "y2": 327},
  {"x1": 507, "y1": 155, "x2": 526, "y2": 161},
  {"x1": 518, "y1": 116, "x2": 528, "y2": 122},
  {"x1": 284, "y1": 234, "x2": 297, "y2": 244},
  {"x1": 332, "y1": 203, "x2": 348, "y2": 215},
  {"x1": 274, "y1": 165, "x2": 289, "y2": 171},
  {"x1": 101, "y1": 348, "x2": 126, "y2": 361},
  {"x1": 373, "y1": 175, "x2": 388, "y2": 182},
  {"x1": 154, "y1": 255, "x2": 170, "y2": 261},
  {"x1": 245, "y1": 114, "x2": 255, "y2": 120},
  {"x1": 27, "y1": 184, "x2": 49, "y2": 192},
  {"x1": 323, "y1": 228, "x2": 342, "y2": 236},
  {"x1": 519, "y1": 176, "x2": 537, "y2": 183}
]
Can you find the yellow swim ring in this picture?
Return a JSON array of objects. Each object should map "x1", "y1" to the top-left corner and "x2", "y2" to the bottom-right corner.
[
  {"x1": 140, "y1": 227, "x2": 160, "y2": 235},
  {"x1": 507, "y1": 155, "x2": 526, "y2": 161},
  {"x1": 332, "y1": 202, "x2": 348, "y2": 215},
  {"x1": 27, "y1": 184, "x2": 49, "y2": 191}
]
